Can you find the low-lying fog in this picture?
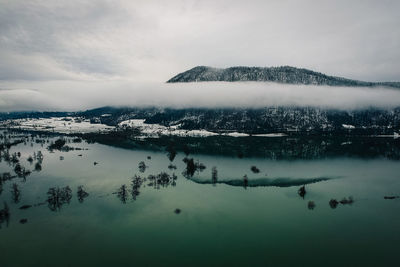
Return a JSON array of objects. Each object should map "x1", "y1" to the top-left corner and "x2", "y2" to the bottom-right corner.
[{"x1": 1, "y1": 81, "x2": 400, "y2": 112}]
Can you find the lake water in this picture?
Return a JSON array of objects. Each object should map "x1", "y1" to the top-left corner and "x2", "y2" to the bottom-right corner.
[{"x1": 1, "y1": 131, "x2": 400, "y2": 266}]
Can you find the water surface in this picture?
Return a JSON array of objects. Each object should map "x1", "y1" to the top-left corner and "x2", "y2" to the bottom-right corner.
[{"x1": 0, "y1": 132, "x2": 399, "y2": 266}]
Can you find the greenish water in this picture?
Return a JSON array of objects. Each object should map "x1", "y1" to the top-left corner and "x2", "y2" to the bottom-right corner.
[{"x1": 1, "y1": 133, "x2": 400, "y2": 266}]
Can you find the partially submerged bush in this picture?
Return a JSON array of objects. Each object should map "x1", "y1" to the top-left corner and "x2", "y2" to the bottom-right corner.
[
  {"x1": 250, "y1": 166, "x2": 260, "y2": 174},
  {"x1": 48, "y1": 139, "x2": 66, "y2": 150}
]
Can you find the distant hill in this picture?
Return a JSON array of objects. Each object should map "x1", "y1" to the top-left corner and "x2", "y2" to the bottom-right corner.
[{"x1": 167, "y1": 66, "x2": 400, "y2": 88}]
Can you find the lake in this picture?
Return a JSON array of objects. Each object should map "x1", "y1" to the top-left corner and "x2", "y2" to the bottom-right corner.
[{"x1": 0, "y1": 131, "x2": 399, "y2": 266}]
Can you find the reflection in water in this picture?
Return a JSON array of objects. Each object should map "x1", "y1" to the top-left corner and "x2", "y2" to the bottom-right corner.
[
  {"x1": 85, "y1": 133, "x2": 400, "y2": 160},
  {"x1": 384, "y1": 196, "x2": 400, "y2": 199},
  {"x1": 182, "y1": 158, "x2": 206, "y2": 178},
  {"x1": 117, "y1": 185, "x2": 128, "y2": 204},
  {"x1": 298, "y1": 185, "x2": 306, "y2": 198},
  {"x1": 11, "y1": 183, "x2": 21, "y2": 203},
  {"x1": 117, "y1": 172, "x2": 178, "y2": 203},
  {"x1": 329, "y1": 199, "x2": 339, "y2": 209},
  {"x1": 138, "y1": 161, "x2": 147, "y2": 173},
  {"x1": 131, "y1": 175, "x2": 143, "y2": 200},
  {"x1": 308, "y1": 201, "x2": 316, "y2": 210},
  {"x1": 174, "y1": 208, "x2": 181, "y2": 214},
  {"x1": 77, "y1": 186, "x2": 89, "y2": 203},
  {"x1": 339, "y1": 197, "x2": 354, "y2": 205},
  {"x1": 211, "y1": 167, "x2": 218, "y2": 186},
  {"x1": 0, "y1": 202, "x2": 10, "y2": 228},
  {"x1": 47, "y1": 186, "x2": 72, "y2": 211},
  {"x1": 329, "y1": 197, "x2": 354, "y2": 209},
  {"x1": 147, "y1": 172, "x2": 177, "y2": 189},
  {"x1": 1, "y1": 129, "x2": 400, "y2": 266},
  {"x1": 243, "y1": 175, "x2": 248, "y2": 189},
  {"x1": 188, "y1": 176, "x2": 337, "y2": 188},
  {"x1": 34, "y1": 162, "x2": 42, "y2": 171}
]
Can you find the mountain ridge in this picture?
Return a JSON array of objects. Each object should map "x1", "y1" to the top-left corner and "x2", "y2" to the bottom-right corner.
[{"x1": 167, "y1": 66, "x2": 400, "y2": 88}]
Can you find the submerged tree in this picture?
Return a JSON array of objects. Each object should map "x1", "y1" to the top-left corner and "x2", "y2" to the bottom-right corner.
[
  {"x1": 47, "y1": 186, "x2": 72, "y2": 211},
  {"x1": 117, "y1": 184, "x2": 128, "y2": 204},
  {"x1": 183, "y1": 158, "x2": 196, "y2": 177},
  {"x1": 329, "y1": 199, "x2": 339, "y2": 209},
  {"x1": 250, "y1": 166, "x2": 260, "y2": 174},
  {"x1": 11, "y1": 183, "x2": 21, "y2": 203},
  {"x1": 131, "y1": 175, "x2": 143, "y2": 200},
  {"x1": 298, "y1": 185, "x2": 306, "y2": 199},
  {"x1": 138, "y1": 161, "x2": 147, "y2": 173},
  {"x1": 212, "y1": 166, "x2": 218, "y2": 186},
  {"x1": 147, "y1": 172, "x2": 177, "y2": 189},
  {"x1": 166, "y1": 144, "x2": 177, "y2": 162},
  {"x1": 77, "y1": 186, "x2": 89, "y2": 203},
  {"x1": 34, "y1": 162, "x2": 42, "y2": 172},
  {"x1": 340, "y1": 196, "x2": 354, "y2": 205},
  {"x1": 243, "y1": 175, "x2": 248, "y2": 189},
  {"x1": 36, "y1": 151, "x2": 44, "y2": 164},
  {"x1": 0, "y1": 202, "x2": 10, "y2": 228},
  {"x1": 182, "y1": 158, "x2": 206, "y2": 178},
  {"x1": 48, "y1": 139, "x2": 66, "y2": 150}
]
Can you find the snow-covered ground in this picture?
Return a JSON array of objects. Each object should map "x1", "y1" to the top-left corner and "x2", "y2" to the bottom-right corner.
[
  {"x1": 342, "y1": 124, "x2": 355, "y2": 129},
  {"x1": 0, "y1": 117, "x2": 114, "y2": 134},
  {"x1": 1, "y1": 116, "x2": 289, "y2": 137},
  {"x1": 119, "y1": 119, "x2": 288, "y2": 138},
  {"x1": 119, "y1": 119, "x2": 218, "y2": 137}
]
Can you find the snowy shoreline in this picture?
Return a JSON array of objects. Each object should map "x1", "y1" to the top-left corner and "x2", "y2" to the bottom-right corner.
[{"x1": 0, "y1": 117, "x2": 288, "y2": 138}]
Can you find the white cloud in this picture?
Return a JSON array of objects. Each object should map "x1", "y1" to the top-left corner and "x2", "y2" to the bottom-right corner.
[{"x1": 1, "y1": 81, "x2": 400, "y2": 112}]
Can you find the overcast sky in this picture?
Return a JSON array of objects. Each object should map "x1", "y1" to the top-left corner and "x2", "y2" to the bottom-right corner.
[{"x1": 0, "y1": 0, "x2": 400, "y2": 111}]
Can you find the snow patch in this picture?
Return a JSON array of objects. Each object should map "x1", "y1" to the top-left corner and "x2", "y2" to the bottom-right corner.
[
  {"x1": 119, "y1": 119, "x2": 218, "y2": 137},
  {"x1": 342, "y1": 124, "x2": 355, "y2": 129},
  {"x1": 1, "y1": 117, "x2": 114, "y2": 133}
]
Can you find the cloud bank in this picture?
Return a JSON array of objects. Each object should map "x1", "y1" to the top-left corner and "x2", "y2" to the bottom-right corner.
[{"x1": 1, "y1": 81, "x2": 399, "y2": 112}]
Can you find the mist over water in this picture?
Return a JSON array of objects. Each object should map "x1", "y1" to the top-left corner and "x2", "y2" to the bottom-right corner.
[{"x1": 1, "y1": 81, "x2": 400, "y2": 112}]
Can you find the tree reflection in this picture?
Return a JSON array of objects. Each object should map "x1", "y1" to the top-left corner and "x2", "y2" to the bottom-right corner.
[
  {"x1": 131, "y1": 175, "x2": 143, "y2": 200},
  {"x1": 11, "y1": 183, "x2": 21, "y2": 203},
  {"x1": 77, "y1": 186, "x2": 89, "y2": 203},
  {"x1": 0, "y1": 202, "x2": 10, "y2": 229},
  {"x1": 212, "y1": 167, "x2": 218, "y2": 186},
  {"x1": 117, "y1": 184, "x2": 128, "y2": 204},
  {"x1": 47, "y1": 186, "x2": 72, "y2": 211}
]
